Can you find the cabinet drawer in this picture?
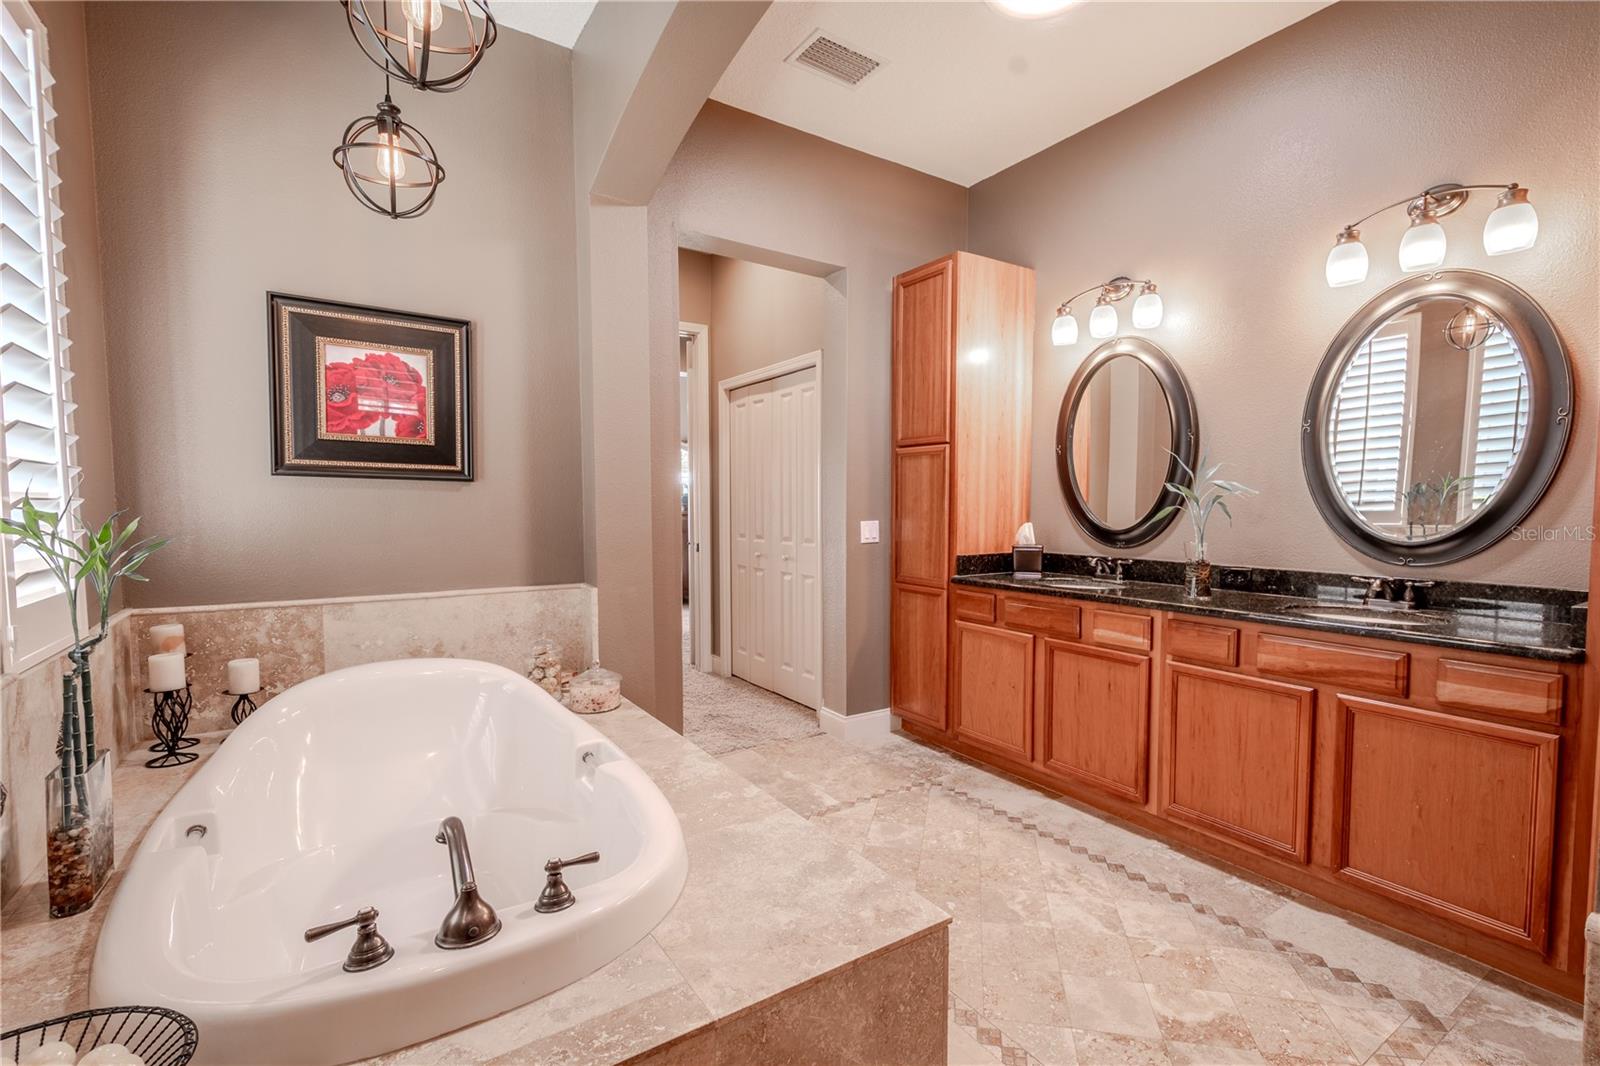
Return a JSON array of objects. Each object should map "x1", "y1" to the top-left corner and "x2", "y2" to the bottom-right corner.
[
  {"x1": 1334, "y1": 696, "x2": 1558, "y2": 949},
  {"x1": 1435, "y1": 658, "x2": 1564, "y2": 726},
  {"x1": 1256, "y1": 632, "x2": 1409, "y2": 698},
  {"x1": 1002, "y1": 597, "x2": 1080, "y2": 639},
  {"x1": 1089, "y1": 608, "x2": 1152, "y2": 652},
  {"x1": 952, "y1": 588, "x2": 996, "y2": 623},
  {"x1": 1166, "y1": 618, "x2": 1239, "y2": 667}
]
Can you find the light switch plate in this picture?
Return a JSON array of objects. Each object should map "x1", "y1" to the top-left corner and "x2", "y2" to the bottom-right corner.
[{"x1": 860, "y1": 520, "x2": 880, "y2": 544}]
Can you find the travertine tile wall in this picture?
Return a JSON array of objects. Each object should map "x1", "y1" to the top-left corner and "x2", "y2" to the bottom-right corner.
[{"x1": 1, "y1": 584, "x2": 595, "y2": 906}]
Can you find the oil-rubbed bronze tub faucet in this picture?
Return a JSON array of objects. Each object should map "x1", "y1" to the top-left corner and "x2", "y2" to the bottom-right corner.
[{"x1": 434, "y1": 815, "x2": 502, "y2": 949}]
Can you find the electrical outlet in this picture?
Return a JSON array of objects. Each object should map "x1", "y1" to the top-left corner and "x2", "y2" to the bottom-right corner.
[
  {"x1": 860, "y1": 520, "x2": 880, "y2": 544},
  {"x1": 1214, "y1": 566, "x2": 1252, "y2": 591}
]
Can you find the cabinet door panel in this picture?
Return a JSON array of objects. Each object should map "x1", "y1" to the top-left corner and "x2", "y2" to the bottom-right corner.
[
  {"x1": 1165, "y1": 664, "x2": 1315, "y2": 862},
  {"x1": 892, "y1": 585, "x2": 947, "y2": 730},
  {"x1": 1041, "y1": 640, "x2": 1150, "y2": 803},
  {"x1": 1334, "y1": 696, "x2": 1558, "y2": 949},
  {"x1": 954, "y1": 621, "x2": 1033, "y2": 761},
  {"x1": 892, "y1": 445, "x2": 949, "y2": 588},
  {"x1": 893, "y1": 259, "x2": 952, "y2": 446}
]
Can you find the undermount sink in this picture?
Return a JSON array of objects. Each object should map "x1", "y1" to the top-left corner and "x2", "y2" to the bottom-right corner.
[
  {"x1": 1034, "y1": 575, "x2": 1121, "y2": 593},
  {"x1": 1276, "y1": 603, "x2": 1448, "y2": 628}
]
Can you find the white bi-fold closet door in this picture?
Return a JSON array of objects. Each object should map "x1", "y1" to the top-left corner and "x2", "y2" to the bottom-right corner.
[{"x1": 728, "y1": 365, "x2": 820, "y2": 708}]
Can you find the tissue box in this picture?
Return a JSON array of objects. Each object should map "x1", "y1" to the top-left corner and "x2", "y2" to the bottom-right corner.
[{"x1": 1012, "y1": 544, "x2": 1043, "y2": 577}]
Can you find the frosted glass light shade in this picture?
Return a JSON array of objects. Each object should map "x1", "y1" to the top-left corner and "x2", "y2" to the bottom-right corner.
[
  {"x1": 1483, "y1": 190, "x2": 1538, "y2": 255},
  {"x1": 1051, "y1": 310, "x2": 1078, "y2": 346},
  {"x1": 1325, "y1": 234, "x2": 1369, "y2": 287},
  {"x1": 1398, "y1": 219, "x2": 1447, "y2": 272},
  {"x1": 1131, "y1": 291, "x2": 1163, "y2": 329},
  {"x1": 1088, "y1": 302, "x2": 1117, "y2": 339}
]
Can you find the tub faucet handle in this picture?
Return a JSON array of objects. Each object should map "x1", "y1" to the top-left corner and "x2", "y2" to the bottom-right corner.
[
  {"x1": 304, "y1": 906, "x2": 395, "y2": 973},
  {"x1": 536, "y1": 851, "x2": 600, "y2": 913}
]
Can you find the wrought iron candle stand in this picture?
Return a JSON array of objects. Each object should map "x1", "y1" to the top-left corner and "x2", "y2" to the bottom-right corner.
[
  {"x1": 227, "y1": 689, "x2": 261, "y2": 725},
  {"x1": 145, "y1": 687, "x2": 198, "y2": 769}
]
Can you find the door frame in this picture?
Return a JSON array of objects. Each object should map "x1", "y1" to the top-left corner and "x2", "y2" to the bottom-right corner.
[
  {"x1": 681, "y1": 321, "x2": 713, "y2": 672},
  {"x1": 716, "y1": 350, "x2": 822, "y2": 702}
]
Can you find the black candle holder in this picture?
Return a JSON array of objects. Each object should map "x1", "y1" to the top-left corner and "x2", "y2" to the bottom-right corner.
[
  {"x1": 145, "y1": 687, "x2": 198, "y2": 769},
  {"x1": 227, "y1": 690, "x2": 261, "y2": 725}
]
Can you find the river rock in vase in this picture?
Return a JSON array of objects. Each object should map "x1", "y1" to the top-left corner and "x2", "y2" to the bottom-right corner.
[
  {"x1": 46, "y1": 750, "x2": 113, "y2": 918},
  {"x1": 526, "y1": 639, "x2": 566, "y2": 698}
]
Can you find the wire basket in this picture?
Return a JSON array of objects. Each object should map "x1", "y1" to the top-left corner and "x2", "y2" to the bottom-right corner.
[{"x1": 2, "y1": 1006, "x2": 198, "y2": 1066}]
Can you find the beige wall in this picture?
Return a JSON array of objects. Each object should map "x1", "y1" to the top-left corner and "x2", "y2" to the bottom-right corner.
[
  {"x1": 82, "y1": 1, "x2": 584, "y2": 607},
  {"x1": 654, "y1": 103, "x2": 967, "y2": 714},
  {"x1": 678, "y1": 249, "x2": 712, "y2": 325},
  {"x1": 969, "y1": 1, "x2": 1598, "y2": 587}
]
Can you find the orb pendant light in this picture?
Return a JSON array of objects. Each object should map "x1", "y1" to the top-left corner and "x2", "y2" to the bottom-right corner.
[
  {"x1": 332, "y1": 93, "x2": 445, "y2": 219},
  {"x1": 343, "y1": 0, "x2": 497, "y2": 92}
]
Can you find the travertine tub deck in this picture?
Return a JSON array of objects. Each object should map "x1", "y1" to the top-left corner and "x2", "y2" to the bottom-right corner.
[{"x1": 0, "y1": 703, "x2": 951, "y2": 1066}]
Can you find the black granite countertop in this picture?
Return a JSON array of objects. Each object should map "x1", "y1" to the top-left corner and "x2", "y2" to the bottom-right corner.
[{"x1": 951, "y1": 570, "x2": 1585, "y2": 664}]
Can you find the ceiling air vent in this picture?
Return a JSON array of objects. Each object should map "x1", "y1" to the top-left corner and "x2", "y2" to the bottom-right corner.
[{"x1": 786, "y1": 30, "x2": 884, "y2": 88}]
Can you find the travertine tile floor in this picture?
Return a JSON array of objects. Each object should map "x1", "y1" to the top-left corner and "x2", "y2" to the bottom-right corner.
[{"x1": 717, "y1": 731, "x2": 1584, "y2": 1066}]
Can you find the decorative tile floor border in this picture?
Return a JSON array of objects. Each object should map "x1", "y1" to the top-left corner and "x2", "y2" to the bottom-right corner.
[
  {"x1": 931, "y1": 781, "x2": 1453, "y2": 1036},
  {"x1": 951, "y1": 992, "x2": 1036, "y2": 1066}
]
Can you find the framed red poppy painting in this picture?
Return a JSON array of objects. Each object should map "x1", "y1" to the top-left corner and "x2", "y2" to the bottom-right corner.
[{"x1": 268, "y1": 293, "x2": 471, "y2": 480}]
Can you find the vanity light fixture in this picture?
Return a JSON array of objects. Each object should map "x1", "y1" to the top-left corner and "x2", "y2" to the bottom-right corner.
[
  {"x1": 343, "y1": 0, "x2": 497, "y2": 92},
  {"x1": 1050, "y1": 276, "x2": 1163, "y2": 347},
  {"x1": 1323, "y1": 182, "x2": 1537, "y2": 287},
  {"x1": 332, "y1": 89, "x2": 445, "y2": 219}
]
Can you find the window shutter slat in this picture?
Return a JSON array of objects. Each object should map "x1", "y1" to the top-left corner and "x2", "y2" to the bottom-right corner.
[{"x1": 0, "y1": 0, "x2": 78, "y2": 671}]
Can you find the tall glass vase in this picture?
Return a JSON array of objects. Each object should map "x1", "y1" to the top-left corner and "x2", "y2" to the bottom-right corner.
[
  {"x1": 1184, "y1": 540, "x2": 1213, "y2": 600},
  {"x1": 46, "y1": 749, "x2": 113, "y2": 918}
]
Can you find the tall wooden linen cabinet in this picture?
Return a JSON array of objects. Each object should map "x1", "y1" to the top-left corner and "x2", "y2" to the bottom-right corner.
[{"x1": 890, "y1": 252, "x2": 1034, "y2": 729}]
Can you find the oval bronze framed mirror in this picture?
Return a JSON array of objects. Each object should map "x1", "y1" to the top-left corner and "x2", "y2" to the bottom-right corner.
[
  {"x1": 1056, "y1": 337, "x2": 1199, "y2": 547},
  {"x1": 1301, "y1": 269, "x2": 1572, "y2": 565}
]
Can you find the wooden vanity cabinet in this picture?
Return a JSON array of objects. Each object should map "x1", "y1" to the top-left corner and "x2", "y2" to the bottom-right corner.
[
  {"x1": 915, "y1": 596, "x2": 1589, "y2": 998},
  {"x1": 889, "y1": 253, "x2": 1032, "y2": 728}
]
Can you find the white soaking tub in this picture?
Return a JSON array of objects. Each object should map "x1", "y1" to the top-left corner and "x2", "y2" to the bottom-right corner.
[{"x1": 90, "y1": 659, "x2": 688, "y2": 1066}]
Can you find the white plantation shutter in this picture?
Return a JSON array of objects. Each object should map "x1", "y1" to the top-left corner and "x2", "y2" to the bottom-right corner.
[
  {"x1": 1329, "y1": 325, "x2": 1412, "y2": 521},
  {"x1": 1, "y1": 0, "x2": 80, "y2": 672},
  {"x1": 1467, "y1": 330, "x2": 1530, "y2": 508}
]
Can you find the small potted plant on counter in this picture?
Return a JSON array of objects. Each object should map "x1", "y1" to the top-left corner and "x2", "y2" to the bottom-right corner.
[
  {"x1": 1154, "y1": 454, "x2": 1257, "y2": 599},
  {"x1": 1, "y1": 496, "x2": 167, "y2": 917}
]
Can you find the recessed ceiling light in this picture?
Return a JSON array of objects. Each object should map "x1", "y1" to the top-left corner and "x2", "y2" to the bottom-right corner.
[{"x1": 988, "y1": 0, "x2": 1078, "y2": 19}]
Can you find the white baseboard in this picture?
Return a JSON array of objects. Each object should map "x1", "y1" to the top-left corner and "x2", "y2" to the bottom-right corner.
[
  {"x1": 818, "y1": 705, "x2": 893, "y2": 744},
  {"x1": 710, "y1": 654, "x2": 725, "y2": 676}
]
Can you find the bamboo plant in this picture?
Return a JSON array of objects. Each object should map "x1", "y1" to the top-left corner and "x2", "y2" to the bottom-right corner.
[
  {"x1": 1, "y1": 495, "x2": 166, "y2": 828},
  {"x1": 1153, "y1": 453, "x2": 1258, "y2": 562}
]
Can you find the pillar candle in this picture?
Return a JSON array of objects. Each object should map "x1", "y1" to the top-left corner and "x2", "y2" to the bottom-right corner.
[
  {"x1": 148, "y1": 652, "x2": 186, "y2": 693},
  {"x1": 227, "y1": 658, "x2": 260, "y2": 695},
  {"x1": 149, "y1": 623, "x2": 186, "y2": 656}
]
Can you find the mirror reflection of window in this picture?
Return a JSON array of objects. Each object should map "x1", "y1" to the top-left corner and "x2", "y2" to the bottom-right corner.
[
  {"x1": 1326, "y1": 297, "x2": 1533, "y2": 543},
  {"x1": 1464, "y1": 328, "x2": 1530, "y2": 508},
  {"x1": 1329, "y1": 314, "x2": 1416, "y2": 526}
]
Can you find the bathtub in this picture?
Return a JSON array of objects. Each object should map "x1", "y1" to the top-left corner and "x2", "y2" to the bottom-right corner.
[{"x1": 89, "y1": 659, "x2": 688, "y2": 1066}]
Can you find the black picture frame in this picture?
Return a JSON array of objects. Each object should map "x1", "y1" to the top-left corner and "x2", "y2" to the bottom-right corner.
[{"x1": 268, "y1": 292, "x2": 472, "y2": 481}]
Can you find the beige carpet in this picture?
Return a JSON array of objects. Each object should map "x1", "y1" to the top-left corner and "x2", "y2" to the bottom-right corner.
[{"x1": 680, "y1": 606, "x2": 821, "y2": 756}]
